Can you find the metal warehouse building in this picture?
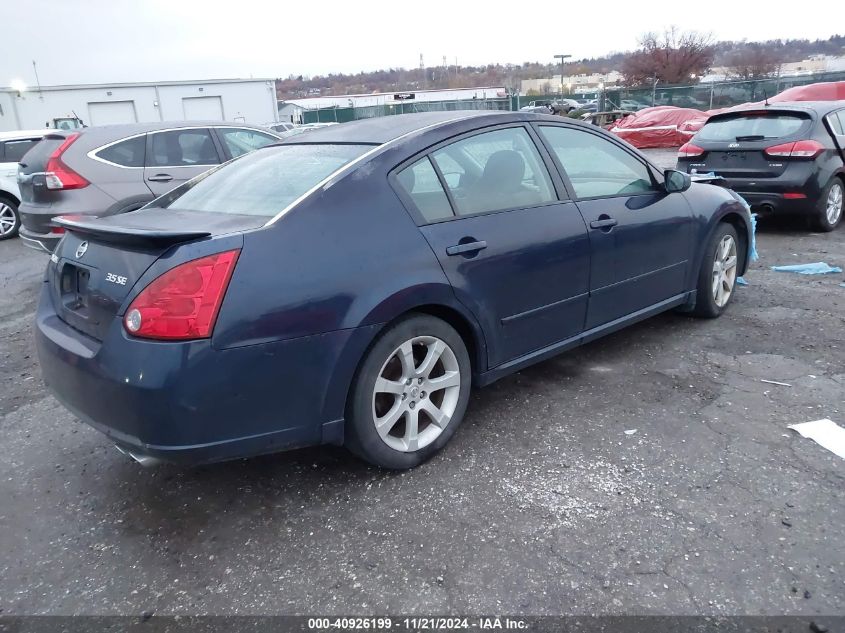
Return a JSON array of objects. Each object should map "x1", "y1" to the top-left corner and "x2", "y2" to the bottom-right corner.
[{"x1": 0, "y1": 78, "x2": 278, "y2": 132}]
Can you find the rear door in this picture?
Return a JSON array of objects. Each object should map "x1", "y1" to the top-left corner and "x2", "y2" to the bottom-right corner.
[
  {"x1": 396, "y1": 125, "x2": 591, "y2": 368},
  {"x1": 144, "y1": 128, "x2": 222, "y2": 196},
  {"x1": 685, "y1": 111, "x2": 814, "y2": 179},
  {"x1": 536, "y1": 123, "x2": 693, "y2": 329}
]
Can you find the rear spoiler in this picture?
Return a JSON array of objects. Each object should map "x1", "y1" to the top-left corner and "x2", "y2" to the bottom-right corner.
[{"x1": 53, "y1": 215, "x2": 210, "y2": 248}]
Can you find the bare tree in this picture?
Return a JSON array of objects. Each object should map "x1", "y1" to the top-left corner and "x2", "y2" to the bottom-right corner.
[
  {"x1": 622, "y1": 27, "x2": 715, "y2": 86},
  {"x1": 724, "y1": 44, "x2": 781, "y2": 80}
]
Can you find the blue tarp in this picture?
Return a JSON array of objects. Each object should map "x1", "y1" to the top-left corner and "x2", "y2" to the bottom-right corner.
[{"x1": 771, "y1": 262, "x2": 843, "y2": 275}]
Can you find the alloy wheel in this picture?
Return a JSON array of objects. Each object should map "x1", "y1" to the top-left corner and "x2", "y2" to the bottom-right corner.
[
  {"x1": 827, "y1": 182, "x2": 843, "y2": 226},
  {"x1": 0, "y1": 203, "x2": 16, "y2": 236},
  {"x1": 711, "y1": 234, "x2": 738, "y2": 308},
  {"x1": 371, "y1": 335, "x2": 461, "y2": 452}
]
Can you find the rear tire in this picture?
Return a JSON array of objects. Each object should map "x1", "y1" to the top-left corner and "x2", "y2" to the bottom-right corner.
[
  {"x1": 811, "y1": 177, "x2": 843, "y2": 232},
  {"x1": 690, "y1": 223, "x2": 740, "y2": 318},
  {"x1": 345, "y1": 314, "x2": 471, "y2": 469},
  {"x1": 0, "y1": 197, "x2": 20, "y2": 240}
]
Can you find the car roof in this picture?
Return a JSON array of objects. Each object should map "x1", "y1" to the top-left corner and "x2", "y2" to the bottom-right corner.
[
  {"x1": 0, "y1": 129, "x2": 51, "y2": 141},
  {"x1": 283, "y1": 111, "x2": 527, "y2": 144}
]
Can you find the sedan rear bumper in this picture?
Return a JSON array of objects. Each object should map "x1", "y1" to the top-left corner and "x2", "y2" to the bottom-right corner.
[{"x1": 35, "y1": 284, "x2": 373, "y2": 464}]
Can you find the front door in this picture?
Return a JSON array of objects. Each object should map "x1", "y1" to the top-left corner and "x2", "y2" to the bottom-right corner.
[
  {"x1": 536, "y1": 124, "x2": 694, "y2": 330},
  {"x1": 395, "y1": 126, "x2": 591, "y2": 368},
  {"x1": 144, "y1": 128, "x2": 222, "y2": 196}
]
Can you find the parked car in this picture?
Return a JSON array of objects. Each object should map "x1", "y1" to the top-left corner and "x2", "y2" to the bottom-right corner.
[
  {"x1": 264, "y1": 121, "x2": 297, "y2": 134},
  {"x1": 520, "y1": 100, "x2": 553, "y2": 112},
  {"x1": 677, "y1": 101, "x2": 845, "y2": 231},
  {"x1": 35, "y1": 111, "x2": 752, "y2": 470},
  {"x1": 620, "y1": 99, "x2": 649, "y2": 112},
  {"x1": 17, "y1": 122, "x2": 283, "y2": 252},
  {"x1": 0, "y1": 130, "x2": 52, "y2": 240}
]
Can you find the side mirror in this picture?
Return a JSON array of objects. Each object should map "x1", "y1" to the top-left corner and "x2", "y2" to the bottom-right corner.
[{"x1": 664, "y1": 169, "x2": 691, "y2": 193}]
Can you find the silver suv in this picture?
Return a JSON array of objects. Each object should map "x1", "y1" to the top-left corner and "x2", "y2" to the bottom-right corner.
[{"x1": 17, "y1": 122, "x2": 281, "y2": 252}]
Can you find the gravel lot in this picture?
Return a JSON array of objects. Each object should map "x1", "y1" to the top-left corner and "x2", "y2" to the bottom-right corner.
[{"x1": 1, "y1": 152, "x2": 844, "y2": 615}]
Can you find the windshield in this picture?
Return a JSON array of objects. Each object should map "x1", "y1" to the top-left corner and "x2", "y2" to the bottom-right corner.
[
  {"x1": 697, "y1": 113, "x2": 809, "y2": 142},
  {"x1": 161, "y1": 143, "x2": 372, "y2": 217}
]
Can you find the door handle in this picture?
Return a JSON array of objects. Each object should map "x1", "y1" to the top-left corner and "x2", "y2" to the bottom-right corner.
[
  {"x1": 589, "y1": 217, "x2": 618, "y2": 230},
  {"x1": 147, "y1": 174, "x2": 173, "y2": 183},
  {"x1": 446, "y1": 240, "x2": 487, "y2": 256}
]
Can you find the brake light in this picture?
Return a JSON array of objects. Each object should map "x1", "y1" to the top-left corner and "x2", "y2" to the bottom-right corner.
[
  {"x1": 124, "y1": 250, "x2": 240, "y2": 340},
  {"x1": 678, "y1": 143, "x2": 705, "y2": 158},
  {"x1": 45, "y1": 133, "x2": 89, "y2": 190},
  {"x1": 764, "y1": 140, "x2": 824, "y2": 159},
  {"x1": 50, "y1": 226, "x2": 65, "y2": 234}
]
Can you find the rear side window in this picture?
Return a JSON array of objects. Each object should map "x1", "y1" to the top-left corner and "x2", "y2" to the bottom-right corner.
[
  {"x1": 95, "y1": 135, "x2": 146, "y2": 167},
  {"x1": 2, "y1": 138, "x2": 41, "y2": 163},
  {"x1": 430, "y1": 127, "x2": 556, "y2": 217},
  {"x1": 395, "y1": 157, "x2": 454, "y2": 222},
  {"x1": 218, "y1": 127, "x2": 279, "y2": 158},
  {"x1": 697, "y1": 114, "x2": 809, "y2": 142},
  {"x1": 149, "y1": 129, "x2": 220, "y2": 167},
  {"x1": 162, "y1": 143, "x2": 371, "y2": 217}
]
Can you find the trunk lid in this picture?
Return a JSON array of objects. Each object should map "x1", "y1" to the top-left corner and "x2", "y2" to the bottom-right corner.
[
  {"x1": 689, "y1": 110, "x2": 814, "y2": 179},
  {"x1": 48, "y1": 208, "x2": 264, "y2": 341}
]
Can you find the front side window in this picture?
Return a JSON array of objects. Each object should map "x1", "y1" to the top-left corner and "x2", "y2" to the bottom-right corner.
[
  {"x1": 218, "y1": 128, "x2": 279, "y2": 158},
  {"x1": 539, "y1": 126, "x2": 656, "y2": 198},
  {"x1": 430, "y1": 127, "x2": 556, "y2": 217},
  {"x1": 162, "y1": 143, "x2": 371, "y2": 217},
  {"x1": 3, "y1": 138, "x2": 41, "y2": 163},
  {"x1": 95, "y1": 135, "x2": 146, "y2": 167},
  {"x1": 149, "y1": 129, "x2": 219, "y2": 167},
  {"x1": 395, "y1": 157, "x2": 453, "y2": 222}
]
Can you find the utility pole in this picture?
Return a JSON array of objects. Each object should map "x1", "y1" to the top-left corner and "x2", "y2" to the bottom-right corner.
[
  {"x1": 554, "y1": 54, "x2": 571, "y2": 98},
  {"x1": 420, "y1": 54, "x2": 426, "y2": 90}
]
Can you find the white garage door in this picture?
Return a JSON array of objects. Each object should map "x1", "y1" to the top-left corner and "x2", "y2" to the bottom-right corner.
[
  {"x1": 88, "y1": 101, "x2": 138, "y2": 126},
  {"x1": 182, "y1": 96, "x2": 224, "y2": 120}
]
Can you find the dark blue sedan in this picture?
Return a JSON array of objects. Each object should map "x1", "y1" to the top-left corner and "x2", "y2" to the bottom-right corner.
[{"x1": 35, "y1": 111, "x2": 753, "y2": 469}]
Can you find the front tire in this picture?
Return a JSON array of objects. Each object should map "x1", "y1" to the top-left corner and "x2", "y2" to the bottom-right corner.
[
  {"x1": 0, "y1": 198, "x2": 20, "y2": 240},
  {"x1": 691, "y1": 223, "x2": 740, "y2": 318},
  {"x1": 345, "y1": 314, "x2": 471, "y2": 469},
  {"x1": 811, "y1": 177, "x2": 843, "y2": 232}
]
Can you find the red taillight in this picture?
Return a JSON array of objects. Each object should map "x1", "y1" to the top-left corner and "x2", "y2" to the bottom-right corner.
[
  {"x1": 45, "y1": 133, "x2": 89, "y2": 190},
  {"x1": 124, "y1": 250, "x2": 240, "y2": 340},
  {"x1": 783, "y1": 193, "x2": 807, "y2": 199},
  {"x1": 764, "y1": 140, "x2": 824, "y2": 159},
  {"x1": 678, "y1": 143, "x2": 705, "y2": 158},
  {"x1": 49, "y1": 226, "x2": 66, "y2": 234}
]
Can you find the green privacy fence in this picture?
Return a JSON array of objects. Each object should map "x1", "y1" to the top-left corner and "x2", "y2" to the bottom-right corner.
[
  {"x1": 607, "y1": 70, "x2": 845, "y2": 111},
  {"x1": 301, "y1": 97, "x2": 511, "y2": 124}
]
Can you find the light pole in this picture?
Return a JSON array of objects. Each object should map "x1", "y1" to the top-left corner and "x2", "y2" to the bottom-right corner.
[{"x1": 554, "y1": 54, "x2": 571, "y2": 98}]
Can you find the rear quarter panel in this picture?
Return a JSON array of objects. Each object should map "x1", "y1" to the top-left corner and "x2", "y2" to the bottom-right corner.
[{"x1": 210, "y1": 160, "x2": 482, "y2": 424}]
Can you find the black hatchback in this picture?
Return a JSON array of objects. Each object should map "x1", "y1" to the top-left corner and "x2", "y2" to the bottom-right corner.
[{"x1": 677, "y1": 101, "x2": 845, "y2": 231}]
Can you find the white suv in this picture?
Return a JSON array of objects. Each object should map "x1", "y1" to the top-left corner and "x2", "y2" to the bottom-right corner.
[{"x1": 1, "y1": 130, "x2": 49, "y2": 240}]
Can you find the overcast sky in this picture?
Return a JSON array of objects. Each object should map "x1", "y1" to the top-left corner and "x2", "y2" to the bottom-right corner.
[{"x1": 2, "y1": 0, "x2": 842, "y2": 87}]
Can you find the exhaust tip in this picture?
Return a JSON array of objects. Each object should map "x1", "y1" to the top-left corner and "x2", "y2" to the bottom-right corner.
[{"x1": 114, "y1": 445, "x2": 163, "y2": 468}]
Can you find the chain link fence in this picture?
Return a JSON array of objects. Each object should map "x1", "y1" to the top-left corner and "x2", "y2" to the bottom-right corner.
[{"x1": 297, "y1": 71, "x2": 845, "y2": 123}]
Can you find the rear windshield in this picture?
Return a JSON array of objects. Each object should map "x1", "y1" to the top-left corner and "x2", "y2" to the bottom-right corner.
[
  {"x1": 698, "y1": 113, "x2": 809, "y2": 142},
  {"x1": 162, "y1": 143, "x2": 372, "y2": 217}
]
